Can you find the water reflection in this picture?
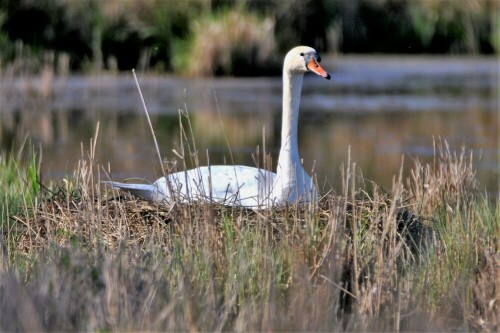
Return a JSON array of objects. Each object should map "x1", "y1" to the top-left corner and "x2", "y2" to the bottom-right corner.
[{"x1": 1, "y1": 56, "x2": 498, "y2": 196}]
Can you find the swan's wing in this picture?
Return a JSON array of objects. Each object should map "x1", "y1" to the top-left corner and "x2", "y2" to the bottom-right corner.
[
  {"x1": 209, "y1": 165, "x2": 277, "y2": 207},
  {"x1": 156, "y1": 165, "x2": 277, "y2": 208}
]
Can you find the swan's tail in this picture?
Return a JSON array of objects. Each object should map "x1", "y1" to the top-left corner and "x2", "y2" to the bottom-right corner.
[{"x1": 103, "y1": 181, "x2": 155, "y2": 201}]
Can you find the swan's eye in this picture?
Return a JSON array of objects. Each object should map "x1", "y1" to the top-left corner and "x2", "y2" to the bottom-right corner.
[
  {"x1": 300, "y1": 52, "x2": 304, "y2": 56},
  {"x1": 317, "y1": 56, "x2": 321, "y2": 63}
]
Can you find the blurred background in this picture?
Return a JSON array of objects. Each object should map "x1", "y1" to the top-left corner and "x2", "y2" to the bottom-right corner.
[{"x1": 0, "y1": 0, "x2": 498, "y2": 195}]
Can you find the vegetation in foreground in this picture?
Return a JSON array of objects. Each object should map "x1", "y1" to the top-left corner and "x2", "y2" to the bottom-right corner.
[{"x1": 0, "y1": 138, "x2": 498, "y2": 331}]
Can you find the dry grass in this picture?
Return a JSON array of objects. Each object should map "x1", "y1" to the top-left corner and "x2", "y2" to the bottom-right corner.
[
  {"x1": 174, "y1": 10, "x2": 277, "y2": 77},
  {"x1": 0, "y1": 132, "x2": 497, "y2": 331}
]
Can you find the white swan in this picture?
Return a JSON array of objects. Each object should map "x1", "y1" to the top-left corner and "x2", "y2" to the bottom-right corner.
[{"x1": 106, "y1": 46, "x2": 331, "y2": 208}]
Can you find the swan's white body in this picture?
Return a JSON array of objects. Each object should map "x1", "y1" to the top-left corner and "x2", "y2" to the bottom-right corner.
[{"x1": 107, "y1": 46, "x2": 331, "y2": 209}]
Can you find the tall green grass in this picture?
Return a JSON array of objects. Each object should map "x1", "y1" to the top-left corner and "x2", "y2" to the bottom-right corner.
[
  {"x1": 0, "y1": 141, "x2": 39, "y2": 275},
  {"x1": 0, "y1": 142, "x2": 39, "y2": 226}
]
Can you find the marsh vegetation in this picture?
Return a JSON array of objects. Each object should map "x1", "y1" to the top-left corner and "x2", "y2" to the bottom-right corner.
[{"x1": 0, "y1": 0, "x2": 498, "y2": 75}]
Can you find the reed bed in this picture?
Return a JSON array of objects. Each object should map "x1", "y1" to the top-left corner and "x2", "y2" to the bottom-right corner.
[
  {"x1": 0, "y1": 131, "x2": 497, "y2": 331},
  {"x1": 173, "y1": 10, "x2": 277, "y2": 77},
  {"x1": 1, "y1": 0, "x2": 497, "y2": 75}
]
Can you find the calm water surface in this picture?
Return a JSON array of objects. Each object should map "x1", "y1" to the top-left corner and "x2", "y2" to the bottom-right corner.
[{"x1": 1, "y1": 56, "x2": 498, "y2": 196}]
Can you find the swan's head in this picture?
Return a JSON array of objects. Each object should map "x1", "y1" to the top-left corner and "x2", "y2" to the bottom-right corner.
[{"x1": 284, "y1": 46, "x2": 331, "y2": 80}]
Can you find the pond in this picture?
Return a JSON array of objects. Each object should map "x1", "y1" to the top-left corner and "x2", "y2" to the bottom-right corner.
[{"x1": 1, "y1": 55, "x2": 498, "y2": 197}]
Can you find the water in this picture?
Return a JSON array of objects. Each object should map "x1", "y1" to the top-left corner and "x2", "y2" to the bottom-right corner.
[{"x1": 1, "y1": 56, "x2": 498, "y2": 196}]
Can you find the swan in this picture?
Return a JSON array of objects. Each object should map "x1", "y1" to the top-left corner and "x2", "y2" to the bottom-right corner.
[{"x1": 106, "y1": 45, "x2": 331, "y2": 208}]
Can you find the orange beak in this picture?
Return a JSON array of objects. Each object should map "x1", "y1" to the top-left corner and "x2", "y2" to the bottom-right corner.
[{"x1": 307, "y1": 59, "x2": 331, "y2": 80}]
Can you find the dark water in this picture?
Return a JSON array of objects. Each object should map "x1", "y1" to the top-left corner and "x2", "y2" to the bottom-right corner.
[{"x1": 1, "y1": 56, "x2": 498, "y2": 196}]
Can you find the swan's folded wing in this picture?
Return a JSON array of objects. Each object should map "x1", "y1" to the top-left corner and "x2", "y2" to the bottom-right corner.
[
  {"x1": 105, "y1": 165, "x2": 277, "y2": 208},
  {"x1": 208, "y1": 165, "x2": 277, "y2": 208},
  {"x1": 163, "y1": 165, "x2": 277, "y2": 208}
]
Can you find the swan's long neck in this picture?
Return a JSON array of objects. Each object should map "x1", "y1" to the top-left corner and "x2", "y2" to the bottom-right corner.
[
  {"x1": 275, "y1": 69, "x2": 306, "y2": 203},
  {"x1": 279, "y1": 71, "x2": 303, "y2": 162}
]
